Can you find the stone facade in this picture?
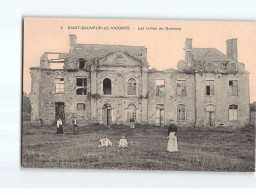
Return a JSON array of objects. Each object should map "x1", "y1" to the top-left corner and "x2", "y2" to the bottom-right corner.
[{"x1": 30, "y1": 35, "x2": 250, "y2": 127}]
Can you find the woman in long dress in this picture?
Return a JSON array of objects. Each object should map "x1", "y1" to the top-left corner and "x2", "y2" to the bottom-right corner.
[
  {"x1": 167, "y1": 119, "x2": 178, "y2": 152},
  {"x1": 56, "y1": 118, "x2": 63, "y2": 134},
  {"x1": 130, "y1": 117, "x2": 135, "y2": 129}
]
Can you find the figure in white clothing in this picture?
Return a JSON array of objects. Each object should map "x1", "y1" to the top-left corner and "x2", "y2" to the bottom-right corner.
[
  {"x1": 56, "y1": 118, "x2": 63, "y2": 134},
  {"x1": 98, "y1": 136, "x2": 112, "y2": 147},
  {"x1": 167, "y1": 119, "x2": 178, "y2": 152},
  {"x1": 119, "y1": 136, "x2": 128, "y2": 148}
]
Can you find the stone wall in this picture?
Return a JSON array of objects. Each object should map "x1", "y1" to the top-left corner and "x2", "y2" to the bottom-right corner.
[
  {"x1": 147, "y1": 71, "x2": 195, "y2": 126},
  {"x1": 30, "y1": 66, "x2": 250, "y2": 127},
  {"x1": 95, "y1": 65, "x2": 143, "y2": 124},
  {"x1": 195, "y1": 72, "x2": 250, "y2": 127},
  {"x1": 30, "y1": 68, "x2": 41, "y2": 124},
  {"x1": 31, "y1": 69, "x2": 91, "y2": 126}
]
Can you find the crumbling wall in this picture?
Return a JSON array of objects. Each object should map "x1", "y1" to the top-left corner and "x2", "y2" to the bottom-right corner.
[
  {"x1": 195, "y1": 72, "x2": 250, "y2": 127},
  {"x1": 147, "y1": 71, "x2": 195, "y2": 126},
  {"x1": 39, "y1": 69, "x2": 91, "y2": 126},
  {"x1": 30, "y1": 68, "x2": 41, "y2": 124}
]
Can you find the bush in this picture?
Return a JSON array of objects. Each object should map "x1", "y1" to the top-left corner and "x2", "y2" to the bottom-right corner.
[
  {"x1": 240, "y1": 123, "x2": 255, "y2": 132},
  {"x1": 250, "y1": 103, "x2": 256, "y2": 111}
]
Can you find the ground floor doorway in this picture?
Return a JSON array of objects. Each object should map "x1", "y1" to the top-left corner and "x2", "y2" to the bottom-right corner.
[
  {"x1": 156, "y1": 106, "x2": 165, "y2": 126},
  {"x1": 205, "y1": 104, "x2": 215, "y2": 127},
  {"x1": 102, "y1": 103, "x2": 112, "y2": 125},
  {"x1": 55, "y1": 102, "x2": 65, "y2": 122}
]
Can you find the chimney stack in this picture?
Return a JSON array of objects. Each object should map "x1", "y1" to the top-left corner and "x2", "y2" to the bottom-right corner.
[
  {"x1": 226, "y1": 38, "x2": 238, "y2": 62},
  {"x1": 185, "y1": 38, "x2": 192, "y2": 50},
  {"x1": 69, "y1": 34, "x2": 77, "y2": 52},
  {"x1": 185, "y1": 38, "x2": 192, "y2": 64}
]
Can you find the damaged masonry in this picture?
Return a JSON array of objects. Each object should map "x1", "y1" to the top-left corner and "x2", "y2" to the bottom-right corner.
[{"x1": 30, "y1": 35, "x2": 250, "y2": 127}]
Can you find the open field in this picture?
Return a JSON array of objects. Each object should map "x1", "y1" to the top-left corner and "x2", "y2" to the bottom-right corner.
[{"x1": 22, "y1": 123, "x2": 255, "y2": 171}]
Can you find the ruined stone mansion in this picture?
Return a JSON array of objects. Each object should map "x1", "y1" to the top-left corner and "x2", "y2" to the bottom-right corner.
[{"x1": 29, "y1": 35, "x2": 250, "y2": 127}]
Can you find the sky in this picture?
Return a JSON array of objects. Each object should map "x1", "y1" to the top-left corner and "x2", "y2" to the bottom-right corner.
[{"x1": 23, "y1": 18, "x2": 256, "y2": 102}]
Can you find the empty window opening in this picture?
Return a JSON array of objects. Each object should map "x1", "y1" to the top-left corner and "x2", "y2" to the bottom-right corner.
[
  {"x1": 229, "y1": 105, "x2": 238, "y2": 121},
  {"x1": 127, "y1": 78, "x2": 136, "y2": 95},
  {"x1": 177, "y1": 80, "x2": 186, "y2": 96},
  {"x1": 229, "y1": 80, "x2": 238, "y2": 96},
  {"x1": 177, "y1": 104, "x2": 186, "y2": 121},
  {"x1": 48, "y1": 54, "x2": 64, "y2": 69},
  {"x1": 50, "y1": 62, "x2": 64, "y2": 69},
  {"x1": 103, "y1": 78, "x2": 111, "y2": 95},
  {"x1": 76, "y1": 88, "x2": 87, "y2": 95},
  {"x1": 156, "y1": 79, "x2": 165, "y2": 95},
  {"x1": 55, "y1": 78, "x2": 64, "y2": 93},
  {"x1": 77, "y1": 103, "x2": 86, "y2": 111},
  {"x1": 76, "y1": 77, "x2": 87, "y2": 95},
  {"x1": 78, "y1": 59, "x2": 86, "y2": 69},
  {"x1": 206, "y1": 80, "x2": 214, "y2": 96},
  {"x1": 48, "y1": 54, "x2": 59, "y2": 60}
]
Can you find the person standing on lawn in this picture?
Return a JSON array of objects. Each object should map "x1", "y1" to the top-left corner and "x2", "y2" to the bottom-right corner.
[
  {"x1": 56, "y1": 118, "x2": 63, "y2": 134},
  {"x1": 72, "y1": 116, "x2": 78, "y2": 135},
  {"x1": 167, "y1": 119, "x2": 178, "y2": 152},
  {"x1": 130, "y1": 117, "x2": 135, "y2": 129}
]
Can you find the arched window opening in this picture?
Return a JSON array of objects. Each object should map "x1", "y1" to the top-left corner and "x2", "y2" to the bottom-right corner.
[
  {"x1": 127, "y1": 104, "x2": 136, "y2": 121},
  {"x1": 78, "y1": 59, "x2": 86, "y2": 69},
  {"x1": 229, "y1": 104, "x2": 238, "y2": 121},
  {"x1": 177, "y1": 104, "x2": 186, "y2": 121},
  {"x1": 103, "y1": 78, "x2": 111, "y2": 95},
  {"x1": 127, "y1": 78, "x2": 136, "y2": 95}
]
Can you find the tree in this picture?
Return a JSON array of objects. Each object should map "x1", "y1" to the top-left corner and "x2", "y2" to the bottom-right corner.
[{"x1": 250, "y1": 102, "x2": 256, "y2": 112}]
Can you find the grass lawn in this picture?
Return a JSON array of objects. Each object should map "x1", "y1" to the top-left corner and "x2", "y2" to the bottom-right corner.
[{"x1": 21, "y1": 123, "x2": 255, "y2": 172}]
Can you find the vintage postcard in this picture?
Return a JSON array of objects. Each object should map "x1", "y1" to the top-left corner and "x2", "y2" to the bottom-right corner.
[{"x1": 22, "y1": 18, "x2": 255, "y2": 171}]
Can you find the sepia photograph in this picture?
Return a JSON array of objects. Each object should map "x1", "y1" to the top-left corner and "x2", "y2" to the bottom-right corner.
[{"x1": 22, "y1": 18, "x2": 255, "y2": 172}]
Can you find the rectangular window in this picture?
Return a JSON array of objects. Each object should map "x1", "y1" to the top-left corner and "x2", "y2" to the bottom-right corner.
[
  {"x1": 76, "y1": 77, "x2": 87, "y2": 95},
  {"x1": 77, "y1": 103, "x2": 85, "y2": 111},
  {"x1": 77, "y1": 78, "x2": 87, "y2": 87},
  {"x1": 206, "y1": 80, "x2": 214, "y2": 96},
  {"x1": 229, "y1": 105, "x2": 238, "y2": 121},
  {"x1": 156, "y1": 79, "x2": 165, "y2": 95},
  {"x1": 229, "y1": 80, "x2": 238, "y2": 96},
  {"x1": 55, "y1": 78, "x2": 64, "y2": 93},
  {"x1": 127, "y1": 78, "x2": 136, "y2": 95},
  {"x1": 177, "y1": 80, "x2": 186, "y2": 96}
]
